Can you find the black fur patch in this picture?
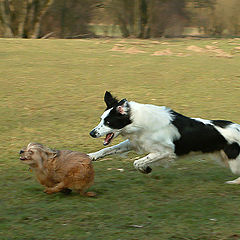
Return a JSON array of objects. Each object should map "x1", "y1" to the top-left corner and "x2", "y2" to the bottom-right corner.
[
  {"x1": 211, "y1": 120, "x2": 233, "y2": 128},
  {"x1": 104, "y1": 106, "x2": 132, "y2": 129},
  {"x1": 170, "y1": 110, "x2": 228, "y2": 156},
  {"x1": 224, "y1": 143, "x2": 240, "y2": 159},
  {"x1": 104, "y1": 91, "x2": 119, "y2": 110}
]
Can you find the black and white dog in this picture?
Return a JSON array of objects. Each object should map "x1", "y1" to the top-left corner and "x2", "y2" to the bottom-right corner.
[{"x1": 89, "y1": 91, "x2": 240, "y2": 184}]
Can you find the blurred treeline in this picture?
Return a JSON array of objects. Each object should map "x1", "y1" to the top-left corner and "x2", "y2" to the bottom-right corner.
[{"x1": 0, "y1": 0, "x2": 240, "y2": 38}]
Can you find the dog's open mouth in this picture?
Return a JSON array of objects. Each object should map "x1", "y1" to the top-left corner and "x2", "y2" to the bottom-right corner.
[
  {"x1": 20, "y1": 157, "x2": 26, "y2": 161},
  {"x1": 103, "y1": 133, "x2": 114, "y2": 146}
]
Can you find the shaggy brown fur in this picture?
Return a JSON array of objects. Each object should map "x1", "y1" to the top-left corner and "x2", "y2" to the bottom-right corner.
[{"x1": 19, "y1": 143, "x2": 94, "y2": 196}]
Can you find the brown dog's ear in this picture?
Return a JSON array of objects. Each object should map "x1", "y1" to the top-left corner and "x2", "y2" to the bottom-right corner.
[
  {"x1": 46, "y1": 150, "x2": 58, "y2": 159},
  {"x1": 28, "y1": 150, "x2": 34, "y2": 155},
  {"x1": 104, "y1": 91, "x2": 119, "y2": 109}
]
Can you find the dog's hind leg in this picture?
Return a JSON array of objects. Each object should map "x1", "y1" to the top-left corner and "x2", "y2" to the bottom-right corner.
[
  {"x1": 78, "y1": 190, "x2": 96, "y2": 197},
  {"x1": 220, "y1": 150, "x2": 229, "y2": 168},
  {"x1": 44, "y1": 182, "x2": 66, "y2": 194},
  {"x1": 133, "y1": 152, "x2": 176, "y2": 174},
  {"x1": 225, "y1": 153, "x2": 240, "y2": 184},
  {"x1": 88, "y1": 139, "x2": 132, "y2": 160}
]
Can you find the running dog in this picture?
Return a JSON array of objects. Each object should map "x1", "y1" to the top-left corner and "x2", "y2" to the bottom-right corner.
[
  {"x1": 19, "y1": 143, "x2": 95, "y2": 195},
  {"x1": 89, "y1": 91, "x2": 240, "y2": 184}
]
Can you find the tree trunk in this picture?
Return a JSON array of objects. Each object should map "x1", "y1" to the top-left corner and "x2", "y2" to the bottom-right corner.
[
  {"x1": 134, "y1": 0, "x2": 141, "y2": 37},
  {"x1": 118, "y1": 15, "x2": 130, "y2": 37},
  {"x1": 139, "y1": 0, "x2": 148, "y2": 38},
  {"x1": 0, "y1": 0, "x2": 14, "y2": 37},
  {"x1": 60, "y1": 0, "x2": 66, "y2": 38},
  {"x1": 18, "y1": 0, "x2": 28, "y2": 37},
  {"x1": 144, "y1": 0, "x2": 154, "y2": 38},
  {"x1": 31, "y1": 0, "x2": 55, "y2": 38}
]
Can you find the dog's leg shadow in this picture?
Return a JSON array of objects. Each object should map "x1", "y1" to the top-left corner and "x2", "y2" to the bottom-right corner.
[
  {"x1": 60, "y1": 188, "x2": 72, "y2": 194},
  {"x1": 226, "y1": 177, "x2": 240, "y2": 184}
]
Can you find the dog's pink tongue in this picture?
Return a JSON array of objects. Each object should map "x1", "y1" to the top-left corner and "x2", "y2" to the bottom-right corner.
[{"x1": 104, "y1": 133, "x2": 113, "y2": 146}]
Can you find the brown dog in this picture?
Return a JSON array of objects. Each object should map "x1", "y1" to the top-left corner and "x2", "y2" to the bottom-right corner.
[{"x1": 19, "y1": 143, "x2": 95, "y2": 196}]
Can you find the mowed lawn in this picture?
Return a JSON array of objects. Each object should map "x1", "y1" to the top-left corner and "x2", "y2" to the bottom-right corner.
[{"x1": 0, "y1": 37, "x2": 240, "y2": 240}]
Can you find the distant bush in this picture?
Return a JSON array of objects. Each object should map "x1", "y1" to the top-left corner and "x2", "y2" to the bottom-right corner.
[{"x1": 189, "y1": 0, "x2": 240, "y2": 36}]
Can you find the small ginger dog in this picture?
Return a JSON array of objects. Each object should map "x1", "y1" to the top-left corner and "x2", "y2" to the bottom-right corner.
[{"x1": 19, "y1": 143, "x2": 95, "y2": 196}]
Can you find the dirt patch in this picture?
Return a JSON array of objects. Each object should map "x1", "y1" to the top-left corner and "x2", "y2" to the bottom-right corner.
[
  {"x1": 205, "y1": 45, "x2": 233, "y2": 58},
  {"x1": 187, "y1": 45, "x2": 233, "y2": 58},
  {"x1": 205, "y1": 45, "x2": 218, "y2": 50},
  {"x1": 152, "y1": 49, "x2": 190, "y2": 57},
  {"x1": 95, "y1": 40, "x2": 111, "y2": 44},
  {"x1": 110, "y1": 45, "x2": 145, "y2": 54},
  {"x1": 118, "y1": 39, "x2": 127, "y2": 43},
  {"x1": 152, "y1": 49, "x2": 173, "y2": 56},
  {"x1": 161, "y1": 42, "x2": 171, "y2": 45},
  {"x1": 209, "y1": 48, "x2": 233, "y2": 58},
  {"x1": 124, "y1": 47, "x2": 145, "y2": 54},
  {"x1": 175, "y1": 53, "x2": 191, "y2": 57},
  {"x1": 115, "y1": 44, "x2": 125, "y2": 47},
  {"x1": 129, "y1": 41, "x2": 149, "y2": 46},
  {"x1": 110, "y1": 45, "x2": 125, "y2": 52},
  {"x1": 151, "y1": 41, "x2": 160, "y2": 44},
  {"x1": 187, "y1": 45, "x2": 206, "y2": 53}
]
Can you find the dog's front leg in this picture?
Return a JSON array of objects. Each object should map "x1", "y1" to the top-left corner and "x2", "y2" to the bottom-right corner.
[
  {"x1": 44, "y1": 182, "x2": 65, "y2": 194},
  {"x1": 226, "y1": 177, "x2": 240, "y2": 184},
  {"x1": 88, "y1": 139, "x2": 132, "y2": 161},
  {"x1": 133, "y1": 152, "x2": 176, "y2": 174}
]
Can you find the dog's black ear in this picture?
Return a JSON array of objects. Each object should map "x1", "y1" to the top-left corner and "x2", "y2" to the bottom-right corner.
[{"x1": 104, "y1": 91, "x2": 119, "y2": 109}]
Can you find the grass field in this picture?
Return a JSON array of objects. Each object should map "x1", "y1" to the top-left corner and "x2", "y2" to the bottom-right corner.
[{"x1": 0, "y1": 37, "x2": 240, "y2": 240}]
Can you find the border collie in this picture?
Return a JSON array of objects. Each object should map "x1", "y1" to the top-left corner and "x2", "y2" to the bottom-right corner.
[{"x1": 89, "y1": 91, "x2": 240, "y2": 184}]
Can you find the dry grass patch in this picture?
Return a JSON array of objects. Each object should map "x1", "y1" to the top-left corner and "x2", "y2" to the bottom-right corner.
[
  {"x1": 187, "y1": 45, "x2": 233, "y2": 58},
  {"x1": 152, "y1": 49, "x2": 173, "y2": 56},
  {"x1": 110, "y1": 45, "x2": 146, "y2": 54}
]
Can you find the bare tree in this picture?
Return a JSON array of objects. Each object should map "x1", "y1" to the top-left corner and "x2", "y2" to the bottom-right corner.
[
  {"x1": 20, "y1": 0, "x2": 55, "y2": 38},
  {"x1": 0, "y1": 0, "x2": 55, "y2": 38},
  {"x1": 0, "y1": 0, "x2": 14, "y2": 37},
  {"x1": 42, "y1": 0, "x2": 96, "y2": 38},
  {"x1": 102, "y1": 0, "x2": 188, "y2": 38}
]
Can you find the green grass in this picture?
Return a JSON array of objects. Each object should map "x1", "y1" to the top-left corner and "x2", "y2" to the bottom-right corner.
[{"x1": 0, "y1": 37, "x2": 240, "y2": 240}]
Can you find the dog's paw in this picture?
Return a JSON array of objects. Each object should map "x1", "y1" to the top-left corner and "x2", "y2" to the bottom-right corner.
[
  {"x1": 225, "y1": 177, "x2": 240, "y2": 185},
  {"x1": 87, "y1": 153, "x2": 98, "y2": 161},
  {"x1": 44, "y1": 188, "x2": 54, "y2": 194},
  {"x1": 138, "y1": 166, "x2": 152, "y2": 174},
  {"x1": 145, "y1": 166, "x2": 152, "y2": 174},
  {"x1": 225, "y1": 180, "x2": 235, "y2": 184},
  {"x1": 225, "y1": 180, "x2": 240, "y2": 184},
  {"x1": 133, "y1": 161, "x2": 152, "y2": 174},
  {"x1": 85, "y1": 191, "x2": 96, "y2": 197}
]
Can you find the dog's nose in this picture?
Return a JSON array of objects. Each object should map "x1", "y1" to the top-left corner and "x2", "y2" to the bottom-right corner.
[
  {"x1": 19, "y1": 150, "x2": 24, "y2": 154},
  {"x1": 89, "y1": 129, "x2": 97, "y2": 138}
]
